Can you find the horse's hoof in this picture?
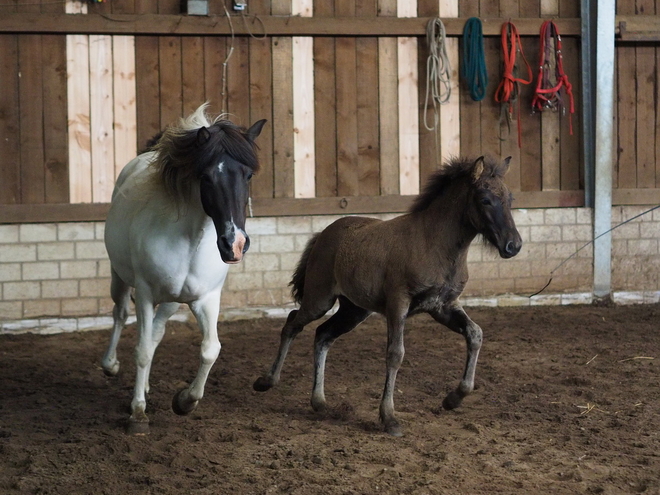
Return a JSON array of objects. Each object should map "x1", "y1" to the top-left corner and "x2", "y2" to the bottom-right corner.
[
  {"x1": 127, "y1": 416, "x2": 149, "y2": 435},
  {"x1": 102, "y1": 361, "x2": 120, "y2": 377},
  {"x1": 311, "y1": 398, "x2": 327, "y2": 413},
  {"x1": 253, "y1": 376, "x2": 273, "y2": 392},
  {"x1": 384, "y1": 421, "x2": 404, "y2": 437},
  {"x1": 442, "y1": 391, "x2": 463, "y2": 411},
  {"x1": 172, "y1": 389, "x2": 198, "y2": 416}
]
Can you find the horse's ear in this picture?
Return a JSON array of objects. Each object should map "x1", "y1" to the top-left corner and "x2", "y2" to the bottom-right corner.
[
  {"x1": 196, "y1": 126, "x2": 211, "y2": 146},
  {"x1": 246, "y1": 119, "x2": 267, "y2": 142},
  {"x1": 472, "y1": 156, "x2": 485, "y2": 182},
  {"x1": 497, "y1": 156, "x2": 512, "y2": 176}
]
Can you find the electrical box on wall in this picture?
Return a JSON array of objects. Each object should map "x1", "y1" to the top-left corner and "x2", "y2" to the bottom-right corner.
[{"x1": 187, "y1": 0, "x2": 208, "y2": 15}]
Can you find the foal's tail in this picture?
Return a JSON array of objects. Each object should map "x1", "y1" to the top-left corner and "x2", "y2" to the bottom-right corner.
[{"x1": 290, "y1": 233, "x2": 320, "y2": 305}]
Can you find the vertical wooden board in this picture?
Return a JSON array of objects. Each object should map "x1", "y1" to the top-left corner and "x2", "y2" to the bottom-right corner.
[
  {"x1": 498, "y1": 0, "x2": 521, "y2": 191},
  {"x1": 656, "y1": 47, "x2": 660, "y2": 187},
  {"x1": 292, "y1": 36, "x2": 316, "y2": 198},
  {"x1": 157, "y1": 0, "x2": 179, "y2": 14},
  {"x1": 227, "y1": 37, "x2": 250, "y2": 126},
  {"x1": 113, "y1": 35, "x2": 137, "y2": 177},
  {"x1": 111, "y1": 0, "x2": 135, "y2": 13},
  {"x1": 135, "y1": 0, "x2": 157, "y2": 14},
  {"x1": 66, "y1": 32, "x2": 91, "y2": 203},
  {"x1": 89, "y1": 34, "x2": 115, "y2": 203},
  {"x1": 438, "y1": 0, "x2": 460, "y2": 164},
  {"x1": 313, "y1": 38, "x2": 338, "y2": 197},
  {"x1": 356, "y1": 37, "x2": 380, "y2": 196},
  {"x1": 272, "y1": 37, "x2": 295, "y2": 198},
  {"x1": 540, "y1": 0, "x2": 559, "y2": 16},
  {"x1": 18, "y1": 35, "x2": 46, "y2": 204},
  {"x1": 182, "y1": 37, "x2": 206, "y2": 116},
  {"x1": 559, "y1": 36, "x2": 581, "y2": 191},
  {"x1": 135, "y1": 36, "x2": 160, "y2": 151},
  {"x1": 249, "y1": 37, "x2": 274, "y2": 199},
  {"x1": 519, "y1": 36, "x2": 542, "y2": 192},
  {"x1": 458, "y1": 0, "x2": 480, "y2": 157},
  {"x1": 481, "y1": 37, "x2": 503, "y2": 166},
  {"x1": 616, "y1": 46, "x2": 637, "y2": 189},
  {"x1": 635, "y1": 46, "x2": 655, "y2": 188},
  {"x1": 0, "y1": 35, "x2": 20, "y2": 204},
  {"x1": 378, "y1": 37, "x2": 400, "y2": 195},
  {"x1": 417, "y1": 0, "x2": 439, "y2": 184},
  {"x1": 42, "y1": 35, "x2": 69, "y2": 203},
  {"x1": 159, "y1": 37, "x2": 183, "y2": 129},
  {"x1": 203, "y1": 36, "x2": 227, "y2": 116},
  {"x1": 336, "y1": 37, "x2": 359, "y2": 197},
  {"x1": 398, "y1": 36, "x2": 420, "y2": 195}
]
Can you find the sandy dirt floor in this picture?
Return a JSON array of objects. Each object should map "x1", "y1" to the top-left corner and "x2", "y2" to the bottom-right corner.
[{"x1": 0, "y1": 303, "x2": 659, "y2": 494}]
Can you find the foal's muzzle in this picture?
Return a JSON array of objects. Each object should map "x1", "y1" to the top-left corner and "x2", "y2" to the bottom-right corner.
[{"x1": 500, "y1": 237, "x2": 522, "y2": 259}]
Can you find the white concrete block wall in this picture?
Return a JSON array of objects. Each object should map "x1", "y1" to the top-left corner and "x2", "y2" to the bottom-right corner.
[{"x1": 1, "y1": 206, "x2": 660, "y2": 322}]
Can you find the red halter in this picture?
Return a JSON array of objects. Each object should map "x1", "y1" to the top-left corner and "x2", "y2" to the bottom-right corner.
[{"x1": 532, "y1": 20, "x2": 575, "y2": 135}]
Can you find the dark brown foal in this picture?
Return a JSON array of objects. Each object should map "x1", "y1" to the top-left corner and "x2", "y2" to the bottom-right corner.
[{"x1": 254, "y1": 156, "x2": 522, "y2": 436}]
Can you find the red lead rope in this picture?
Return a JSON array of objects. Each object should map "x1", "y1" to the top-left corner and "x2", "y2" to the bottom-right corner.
[
  {"x1": 532, "y1": 20, "x2": 575, "y2": 134},
  {"x1": 494, "y1": 21, "x2": 532, "y2": 148}
]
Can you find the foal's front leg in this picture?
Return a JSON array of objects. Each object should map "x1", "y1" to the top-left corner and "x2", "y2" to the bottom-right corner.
[
  {"x1": 379, "y1": 305, "x2": 407, "y2": 437},
  {"x1": 431, "y1": 302, "x2": 483, "y2": 410}
]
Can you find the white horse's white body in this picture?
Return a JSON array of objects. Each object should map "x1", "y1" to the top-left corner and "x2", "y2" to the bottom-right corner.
[{"x1": 103, "y1": 152, "x2": 228, "y2": 433}]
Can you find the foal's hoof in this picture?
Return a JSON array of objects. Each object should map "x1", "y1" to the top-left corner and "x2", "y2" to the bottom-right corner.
[
  {"x1": 384, "y1": 421, "x2": 404, "y2": 437},
  {"x1": 310, "y1": 397, "x2": 327, "y2": 413},
  {"x1": 252, "y1": 376, "x2": 274, "y2": 392},
  {"x1": 172, "y1": 389, "x2": 199, "y2": 416},
  {"x1": 127, "y1": 416, "x2": 150, "y2": 435},
  {"x1": 102, "y1": 360, "x2": 120, "y2": 377},
  {"x1": 442, "y1": 391, "x2": 464, "y2": 411}
]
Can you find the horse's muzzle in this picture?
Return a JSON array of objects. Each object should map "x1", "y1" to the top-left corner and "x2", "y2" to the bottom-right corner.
[
  {"x1": 218, "y1": 230, "x2": 249, "y2": 264},
  {"x1": 501, "y1": 238, "x2": 522, "y2": 259}
]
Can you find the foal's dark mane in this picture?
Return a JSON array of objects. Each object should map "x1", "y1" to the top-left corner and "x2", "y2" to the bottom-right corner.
[
  {"x1": 149, "y1": 105, "x2": 260, "y2": 204},
  {"x1": 408, "y1": 156, "x2": 501, "y2": 214}
]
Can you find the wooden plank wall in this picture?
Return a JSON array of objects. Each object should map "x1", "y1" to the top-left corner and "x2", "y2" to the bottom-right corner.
[
  {"x1": 615, "y1": 0, "x2": 659, "y2": 192},
  {"x1": 14, "y1": 0, "x2": 660, "y2": 219}
]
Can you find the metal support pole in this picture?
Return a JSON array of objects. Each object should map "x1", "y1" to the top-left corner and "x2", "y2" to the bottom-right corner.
[
  {"x1": 581, "y1": 0, "x2": 596, "y2": 208},
  {"x1": 593, "y1": 0, "x2": 615, "y2": 299}
]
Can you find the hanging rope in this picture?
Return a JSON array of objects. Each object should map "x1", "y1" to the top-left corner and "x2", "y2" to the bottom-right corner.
[
  {"x1": 494, "y1": 21, "x2": 532, "y2": 148},
  {"x1": 461, "y1": 17, "x2": 488, "y2": 102},
  {"x1": 423, "y1": 18, "x2": 452, "y2": 132},
  {"x1": 532, "y1": 20, "x2": 575, "y2": 134}
]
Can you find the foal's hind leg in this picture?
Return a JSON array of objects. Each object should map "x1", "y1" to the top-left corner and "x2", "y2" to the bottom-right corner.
[
  {"x1": 253, "y1": 300, "x2": 335, "y2": 392},
  {"x1": 311, "y1": 298, "x2": 371, "y2": 412},
  {"x1": 101, "y1": 269, "x2": 131, "y2": 377},
  {"x1": 431, "y1": 302, "x2": 483, "y2": 410}
]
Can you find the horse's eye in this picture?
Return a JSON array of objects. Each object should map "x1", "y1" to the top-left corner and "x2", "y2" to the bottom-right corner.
[
  {"x1": 480, "y1": 197, "x2": 492, "y2": 206},
  {"x1": 247, "y1": 172, "x2": 253, "y2": 181}
]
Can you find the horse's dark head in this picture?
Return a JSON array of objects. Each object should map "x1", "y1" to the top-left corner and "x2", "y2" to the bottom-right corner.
[
  {"x1": 467, "y1": 156, "x2": 522, "y2": 259},
  {"x1": 196, "y1": 119, "x2": 267, "y2": 264}
]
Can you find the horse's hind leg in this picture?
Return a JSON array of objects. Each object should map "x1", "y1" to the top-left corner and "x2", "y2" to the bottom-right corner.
[
  {"x1": 172, "y1": 292, "x2": 221, "y2": 416},
  {"x1": 311, "y1": 297, "x2": 371, "y2": 412},
  {"x1": 253, "y1": 300, "x2": 335, "y2": 392},
  {"x1": 431, "y1": 303, "x2": 483, "y2": 411},
  {"x1": 101, "y1": 269, "x2": 131, "y2": 377}
]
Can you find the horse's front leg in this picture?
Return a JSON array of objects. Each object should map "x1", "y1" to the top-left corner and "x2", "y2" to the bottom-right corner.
[
  {"x1": 379, "y1": 304, "x2": 407, "y2": 437},
  {"x1": 144, "y1": 302, "x2": 181, "y2": 394},
  {"x1": 172, "y1": 292, "x2": 221, "y2": 416},
  {"x1": 101, "y1": 269, "x2": 131, "y2": 377},
  {"x1": 129, "y1": 290, "x2": 156, "y2": 435},
  {"x1": 431, "y1": 302, "x2": 483, "y2": 410}
]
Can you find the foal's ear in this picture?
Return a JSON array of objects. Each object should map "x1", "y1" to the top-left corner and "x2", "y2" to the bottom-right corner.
[
  {"x1": 497, "y1": 156, "x2": 512, "y2": 176},
  {"x1": 472, "y1": 156, "x2": 485, "y2": 182},
  {"x1": 196, "y1": 126, "x2": 211, "y2": 146},
  {"x1": 246, "y1": 119, "x2": 267, "y2": 142}
]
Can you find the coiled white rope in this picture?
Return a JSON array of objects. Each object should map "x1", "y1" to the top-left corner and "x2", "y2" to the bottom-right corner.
[{"x1": 423, "y1": 18, "x2": 452, "y2": 131}]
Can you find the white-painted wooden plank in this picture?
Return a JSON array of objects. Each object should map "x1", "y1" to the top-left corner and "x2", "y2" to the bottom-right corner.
[
  {"x1": 397, "y1": 1, "x2": 419, "y2": 195},
  {"x1": 112, "y1": 35, "x2": 137, "y2": 178},
  {"x1": 292, "y1": 0, "x2": 315, "y2": 198},
  {"x1": 438, "y1": 0, "x2": 460, "y2": 161},
  {"x1": 89, "y1": 34, "x2": 115, "y2": 203},
  {"x1": 66, "y1": 0, "x2": 91, "y2": 203}
]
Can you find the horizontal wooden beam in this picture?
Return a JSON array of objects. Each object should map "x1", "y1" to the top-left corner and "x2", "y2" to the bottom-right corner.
[
  {"x1": 0, "y1": 191, "x2": 587, "y2": 224},
  {"x1": 612, "y1": 188, "x2": 660, "y2": 205},
  {"x1": 0, "y1": 14, "x2": 582, "y2": 37},
  {"x1": 618, "y1": 16, "x2": 660, "y2": 41}
]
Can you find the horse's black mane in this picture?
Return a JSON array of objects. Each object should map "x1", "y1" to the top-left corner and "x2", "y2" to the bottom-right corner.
[{"x1": 408, "y1": 156, "x2": 499, "y2": 213}]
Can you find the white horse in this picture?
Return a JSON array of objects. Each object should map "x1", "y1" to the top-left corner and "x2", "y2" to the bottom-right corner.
[{"x1": 102, "y1": 104, "x2": 266, "y2": 434}]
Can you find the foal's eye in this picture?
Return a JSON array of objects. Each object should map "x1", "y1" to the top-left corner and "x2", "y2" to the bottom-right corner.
[
  {"x1": 246, "y1": 172, "x2": 254, "y2": 181},
  {"x1": 480, "y1": 197, "x2": 492, "y2": 206}
]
